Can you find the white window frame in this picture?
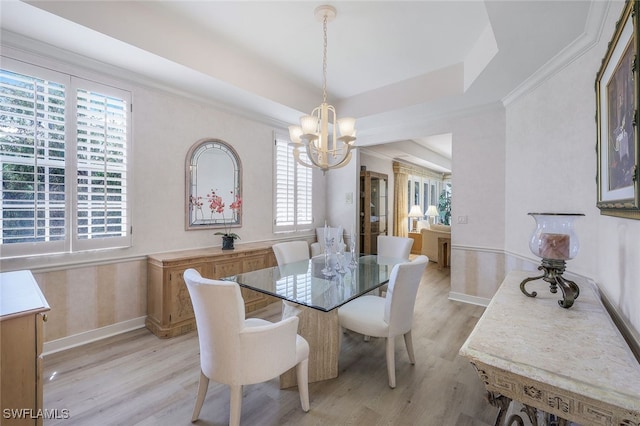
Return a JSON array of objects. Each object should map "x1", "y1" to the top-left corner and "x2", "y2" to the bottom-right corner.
[
  {"x1": 1, "y1": 57, "x2": 132, "y2": 258},
  {"x1": 273, "y1": 131, "x2": 313, "y2": 233}
]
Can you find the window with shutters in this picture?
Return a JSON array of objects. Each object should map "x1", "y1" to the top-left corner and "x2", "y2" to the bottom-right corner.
[
  {"x1": 1, "y1": 58, "x2": 131, "y2": 258},
  {"x1": 273, "y1": 132, "x2": 313, "y2": 232}
]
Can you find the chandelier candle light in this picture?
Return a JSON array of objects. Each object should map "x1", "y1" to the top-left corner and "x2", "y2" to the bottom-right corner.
[
  {"x1": 288, "y1": 5, "x2": 356, "y2": 173},
  {"x1": 520, "y1": 212, "x2": 584, "y2": 308}
]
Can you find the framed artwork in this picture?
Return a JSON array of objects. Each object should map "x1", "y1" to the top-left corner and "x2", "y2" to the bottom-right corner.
[{"x1": 596, "y1": 0, "x2": 640, "y2": 219}]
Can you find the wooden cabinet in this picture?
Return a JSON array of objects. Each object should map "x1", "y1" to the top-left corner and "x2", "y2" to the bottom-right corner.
[
  {"x1": 360, "y1": 171, "x2": 388, "y2": 254},
  {"x1": 408, "y1": 232, "x2": 422, "y2": 254},
  {"x1": 1, "y1": 270, "x2": 50, "y2": 426},
  {"x1": 146, "y1": 242, "x2": 278, "y2": 338}
]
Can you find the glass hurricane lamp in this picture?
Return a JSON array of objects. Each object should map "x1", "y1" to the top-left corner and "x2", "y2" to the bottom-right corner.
[{"x1": 520, "y1": 212, "x2": 584, "y2": 308}]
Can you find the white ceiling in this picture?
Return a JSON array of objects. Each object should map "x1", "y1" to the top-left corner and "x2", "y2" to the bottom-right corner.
[{"x1": 1, "y1": 0, "x2": 606, "y2": 173}]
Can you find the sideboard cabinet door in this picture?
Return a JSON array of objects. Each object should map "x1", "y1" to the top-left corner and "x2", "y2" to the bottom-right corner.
[{"x1": 168, "y1": 270, "x2": 196, "y2": 336}]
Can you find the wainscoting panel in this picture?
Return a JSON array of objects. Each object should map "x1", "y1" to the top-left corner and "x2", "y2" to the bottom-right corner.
[
  {"x1": 451, "y1": 247, "x2": 505, "y2": 300},
  {"x1": 450, "y1": 246, "x2": 540, "y2": 302},
  {"x1": 33, "y1": 259, "x2": 147, "y2": 346}
]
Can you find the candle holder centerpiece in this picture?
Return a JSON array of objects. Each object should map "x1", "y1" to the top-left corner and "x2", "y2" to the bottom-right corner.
[{"x1": 520, "y1": 213, "x2": 584, "y2": 308}]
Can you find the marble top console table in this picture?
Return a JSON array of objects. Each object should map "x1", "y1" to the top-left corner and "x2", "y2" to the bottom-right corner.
[{"x1": 460, "y1": 270, "x2": 640, "y2": 426}]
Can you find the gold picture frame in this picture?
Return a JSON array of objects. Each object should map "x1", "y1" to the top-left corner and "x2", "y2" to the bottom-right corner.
[{"x1": 596, "y1": 0, "x2": 640, "y2": 219}]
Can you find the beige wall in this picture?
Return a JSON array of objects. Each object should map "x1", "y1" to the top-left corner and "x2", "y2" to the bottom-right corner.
[
  {"x1": 449, "y1": 106, "x2": 507, "y2": 299},
  {"x1": 505, "y1": 0, "x2": 640, "y2": 336},
  {"x1": 435, "y1": 1, "x2": 639, "y2": 341},
  {"x1": 430, "y1": 0, "x2": 639, "y2": 342}
]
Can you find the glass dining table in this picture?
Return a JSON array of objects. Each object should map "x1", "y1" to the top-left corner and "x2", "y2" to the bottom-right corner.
[{"x1": 222, "y1": 254, "x2": 407, "y2": 387}]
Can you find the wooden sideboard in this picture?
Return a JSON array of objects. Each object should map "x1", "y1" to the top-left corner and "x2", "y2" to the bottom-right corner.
[
  {"x1": 460, "y1": 270, "x2": 640, "y2": 426},
  {"x1": 408, "y1": 232, "x2": 422, "y2": 255},
  {"x1": 1, "y1": 270, "x2": 50, "y2": 426},
  {"x1": 146, "y1": 242, "x2": 278, "y2": 338}
]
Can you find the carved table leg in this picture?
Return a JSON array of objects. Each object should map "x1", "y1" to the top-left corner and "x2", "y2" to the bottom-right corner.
[
  {"x1": 544, "y1": 413, "x2": 569, "y2": 426},
  {"x1": 506, "y1": 414, "x2": 525, "y2": 426},
  {"x1": 486, "y1": 393, "x2": 543, "y2": 426},
  {"x1": 486, "y1": 391, "x2": 512, "y2": 426},
  {"x1": 521, "y1": 404, "x2": 538, "y2": 426}
]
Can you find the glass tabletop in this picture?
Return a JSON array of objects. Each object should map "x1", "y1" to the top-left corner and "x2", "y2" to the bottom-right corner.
[{"x1": 222, "y1": 254, "x2": 407, "y2": 312}]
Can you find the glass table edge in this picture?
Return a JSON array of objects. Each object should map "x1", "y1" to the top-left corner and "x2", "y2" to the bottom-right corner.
[{"x1": 222, "y1": 277, "x2": 390, "y2": 313}]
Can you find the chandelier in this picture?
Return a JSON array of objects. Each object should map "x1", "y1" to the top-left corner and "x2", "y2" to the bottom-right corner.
[{"x1": 288, "y1": 5, "x2": 356, "y2": 173}]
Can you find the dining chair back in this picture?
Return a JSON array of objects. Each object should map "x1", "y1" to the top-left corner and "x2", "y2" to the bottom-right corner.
[
  {"x1": 310, "y1": 226, "x2": 345, "y2": 257},
  {"x1": 337, "y1": 255, "x2": 428, "y2": 388},
  {"x1": 184, "y1": 268, "x2": 310, "y2": 425},
  {"x1": 384, "y1": 255, "x2": 427, "y2": 336},
  {"x1": 272, "y1": 241, "x2": 311, "y2": 318},
  {"x1": 376, "y1": 235, "x2": 414, "y2": 296},
  {"x1": 273, "y1": 240, "x2": 310, "y2": 265},
  {"x1": 377, "y1": 235, "x2": 413, "y2": 259}
]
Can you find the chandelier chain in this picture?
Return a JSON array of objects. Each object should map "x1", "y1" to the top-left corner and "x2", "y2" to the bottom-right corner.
[
  {"x1": 288, "y1": 5, "x2": 355, "y2": 173},
  {"x1": 322, "y1": 14, "x2": 328, "y2": 104}
]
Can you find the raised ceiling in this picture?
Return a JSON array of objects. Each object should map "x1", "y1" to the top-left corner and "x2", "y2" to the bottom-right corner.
[{"x1": 1, "y1": 1, "x2": 608, "y2": 172}]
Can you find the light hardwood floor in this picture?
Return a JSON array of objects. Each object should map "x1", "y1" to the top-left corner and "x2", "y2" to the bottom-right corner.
[{"x1": 43, "y1": 263, "x2": 498, "y2": 425}]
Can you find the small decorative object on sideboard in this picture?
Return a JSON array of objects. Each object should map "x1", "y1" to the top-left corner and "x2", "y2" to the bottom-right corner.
[
  {"x1": 207, "y1": 190, "x2": 242, "y2": 250},
  {"x1": 220, "y1": 235, "x2": 237, "y2": 250},
  {"x1": 520, "y1": 212, "x2": 584, "y2": 308}
]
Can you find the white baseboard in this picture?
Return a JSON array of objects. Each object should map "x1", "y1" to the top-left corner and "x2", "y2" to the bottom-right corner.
[
  {"x1": 448, "y1": 291, "x2": 490, "y2": 307},
  {"x1": 43, "y1": 316, "x2": 146, "y2": 356}
]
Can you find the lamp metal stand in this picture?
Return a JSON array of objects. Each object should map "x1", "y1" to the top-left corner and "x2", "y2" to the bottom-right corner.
[{"x1": 519, "y1": 258, "x2": 580, "y2": 309}]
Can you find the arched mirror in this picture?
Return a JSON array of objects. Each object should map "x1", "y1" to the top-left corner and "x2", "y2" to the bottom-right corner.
[{"x1": 185, "y1": 138, "x2": 242, "y2": 230}]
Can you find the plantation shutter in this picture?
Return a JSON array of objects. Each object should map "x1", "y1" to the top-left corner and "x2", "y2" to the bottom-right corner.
[
  {"x1": 296, "y1": 158, "x2": 313, "y2": 226},
  {"x1": 273, "y1": 133, "x2": 313, "y2": 232},
  {"x1": 274, "y1": 137, "x2": 295, "y2": 228},
  {"x1": 0, "y1": 65, "x2": 68, "y2": 256},
  {"x1": 73, "y1": 80, "x2": 130, "y2": 250}
]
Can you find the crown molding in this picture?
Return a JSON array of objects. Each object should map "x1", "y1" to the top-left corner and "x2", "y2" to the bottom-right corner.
[{"x1": 502, "y1": 0, "x2": 612, "y2": 106}]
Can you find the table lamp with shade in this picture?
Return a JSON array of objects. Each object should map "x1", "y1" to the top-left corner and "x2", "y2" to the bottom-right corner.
[
  {"x1": 408, "y1": 205, "x2": 423, "y2": 232},
  {"x1": 426, "y1": 205, "x2": 439, "y2": 225}
]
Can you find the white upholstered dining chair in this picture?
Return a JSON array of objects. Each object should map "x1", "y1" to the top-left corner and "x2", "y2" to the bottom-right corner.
[
  {"x1": 310, "y1": 226, "x2": 346, "y2": 257},
  {"x1": 272, "y1": 240, "x2": 310, "y2": 265},
  {"x1": 337, "y1": 255, "x2": 428, "y2": 388},
  {"x1": 376, "y1": 235, "x2": 414, "y2": 296},
  {"x1": 272, "y1": 241, "x2": 311, "y2": 318},
  {"x1": 183, "y1": 269, "x2": 310, "y2": 425},
  {"x1": 377, "y1": 235, "x2": 413, "y2": 259}
]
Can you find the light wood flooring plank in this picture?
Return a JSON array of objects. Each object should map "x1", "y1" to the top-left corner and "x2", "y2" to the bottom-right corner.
[{"x1": 43, "y1": 263, "x2": 497, "y2": 425}]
